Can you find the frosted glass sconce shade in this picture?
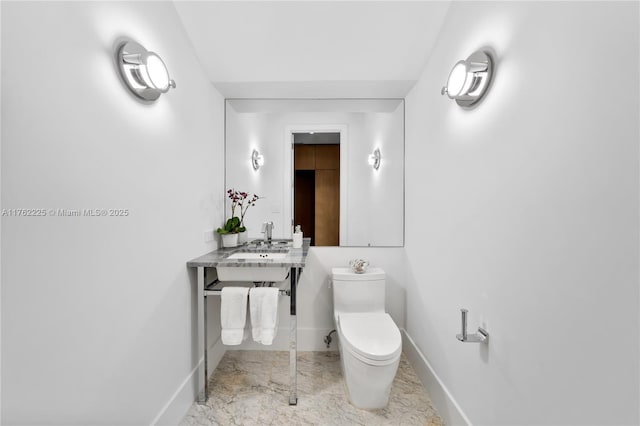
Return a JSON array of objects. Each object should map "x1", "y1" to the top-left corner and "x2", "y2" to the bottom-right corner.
[
  {"x1": 252, "y1": 149, "x2": 264, "y2": 170},
  {"x1": 441, "y1": 50, "x2": 493, "y2": 107},
  {"x1": 368, "y1": 148, "x2": 381, "y2": 170},
  {"x1": 117, "y1": 41, "x2": 176, "y2": 101}
]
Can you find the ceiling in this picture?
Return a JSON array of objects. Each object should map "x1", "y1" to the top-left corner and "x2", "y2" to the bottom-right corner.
[
  {"x1": 173, "y1": 1, "x2": 451, "y2": 98},
  {"x1": 226, "y1": 98, "x2": 403, "y2": 113}
]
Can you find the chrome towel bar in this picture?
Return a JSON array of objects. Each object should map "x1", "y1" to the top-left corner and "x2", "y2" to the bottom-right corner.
[{"x1": 204, "y1": 279, "x2": 291, "y2": 297}]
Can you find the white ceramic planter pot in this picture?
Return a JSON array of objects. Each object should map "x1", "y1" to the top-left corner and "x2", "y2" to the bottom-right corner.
[{"x1": 221, "y1": 233, "x2": 239, "y2": 248}]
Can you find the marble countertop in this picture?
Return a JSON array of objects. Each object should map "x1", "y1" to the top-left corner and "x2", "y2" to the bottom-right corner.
[{"x1": 186, "y1": 238, "x2": 311, "y2": 268}]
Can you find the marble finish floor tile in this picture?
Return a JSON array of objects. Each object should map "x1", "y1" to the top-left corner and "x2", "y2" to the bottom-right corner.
[{"x1": 181, "y1": 351, "x2": 443, "y2": 426}]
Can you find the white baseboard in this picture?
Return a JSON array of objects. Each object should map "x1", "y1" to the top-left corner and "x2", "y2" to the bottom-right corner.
[
  {"x1": 151, "y1": 337, "x2": 226, "y2": 425},
  {"x1": 205, "y1": 336, "x2": 227, "y2": 381},
  {"x1": 401, "y1": 329, "x2": 471, "y2": 426}
]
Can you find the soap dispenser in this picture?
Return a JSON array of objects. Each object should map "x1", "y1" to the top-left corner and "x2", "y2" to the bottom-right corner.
[{"x1": 293, "y1": 225, "x2": 303, "y2": 248}]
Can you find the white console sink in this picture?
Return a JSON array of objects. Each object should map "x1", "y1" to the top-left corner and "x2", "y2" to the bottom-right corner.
[{"x1": 216, "y1": 252, "x2": 289, "y2": 282}]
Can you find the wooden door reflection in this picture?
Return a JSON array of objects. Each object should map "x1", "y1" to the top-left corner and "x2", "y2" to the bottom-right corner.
[{"x1": 293, "y1": 143, "x2": 339, "y2": 246}]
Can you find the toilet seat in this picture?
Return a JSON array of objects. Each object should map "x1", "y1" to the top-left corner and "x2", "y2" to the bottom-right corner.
[{"x1": 338, "y1": 313, "x2": 401, "y2": 365}]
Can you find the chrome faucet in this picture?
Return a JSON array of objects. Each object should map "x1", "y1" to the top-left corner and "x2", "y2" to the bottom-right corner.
[{"x1": 261, "y1": 221, "x2": 274, "y2": 243}]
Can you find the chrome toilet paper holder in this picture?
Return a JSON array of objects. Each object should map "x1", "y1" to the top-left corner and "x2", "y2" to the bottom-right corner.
[{"x1": 456, "y1": 308, "x2": 489, "y2": 344}]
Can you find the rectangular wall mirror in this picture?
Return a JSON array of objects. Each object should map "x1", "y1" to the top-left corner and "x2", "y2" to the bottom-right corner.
[{"x1": 225, "y1": 99, "x2": 404, "y2": 247}]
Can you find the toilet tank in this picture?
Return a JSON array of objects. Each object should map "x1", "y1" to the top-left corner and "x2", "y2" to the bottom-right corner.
[{"x1": 332, "y1": 267, "x2": 386, "y2": 315}]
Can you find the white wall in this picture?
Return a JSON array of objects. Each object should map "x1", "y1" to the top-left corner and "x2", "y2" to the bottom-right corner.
[
  {"x1": 225, "y1": 100, "x2": 404, "y2": 246},
  {"x1": 404, "y1": 2, "x2": 639, "y2": 425},
  {"x1": 347, "y1": 109, "x2": 405, "y2": 246},
  {"x1": 1, "y1": 2, "x2": 224, "y2": 424}
]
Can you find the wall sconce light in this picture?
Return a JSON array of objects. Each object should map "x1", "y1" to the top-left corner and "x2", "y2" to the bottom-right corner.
[
  {"x1": 368, "y1": 148, "x2": 381, "y2": 170},
  {"x1": 252, "y1": 149, "x2": 264, "y2": 170},
  {"x1": 441, "y1": 50, "x2": 493, "y2": 108},
  {"x1": 117, "y1": 40, "x2": 176, "y2": 101}
]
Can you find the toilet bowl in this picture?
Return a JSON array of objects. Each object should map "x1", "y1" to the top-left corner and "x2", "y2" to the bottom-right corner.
[
  {"x1": 337, "y1": 312, "x2": 401, "y2": 409},
  {"x1": 332, "y1": 267, "x2": 402, "y2": 409}
]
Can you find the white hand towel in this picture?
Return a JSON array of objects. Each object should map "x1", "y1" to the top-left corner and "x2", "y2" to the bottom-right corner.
[
  {"x1": 249, "y1": 287, "x2": 279, "y2": 345},
  {"x1": 249, "y1": 287, "x2": 266, "y2": 342},
  {"x1": 259, "y1": 288, "x2": 279, "y2": 345},
  {"x1": 220, "y1": 287, "x2": 249, "y2": 345}
]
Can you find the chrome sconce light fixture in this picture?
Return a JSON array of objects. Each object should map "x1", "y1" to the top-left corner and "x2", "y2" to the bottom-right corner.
[
  {"x1": 368, "y1": 148, "x2": 381, "y2": 170},
  {"x1": 117, "y1": 40, "x2": 176, "y2": 101},
  {"x1": 441, "y1": 50, "x2": 493, "y2": 108},
  {"x1": 252, "y1": 149, "x2": 264, "y2": 170}
]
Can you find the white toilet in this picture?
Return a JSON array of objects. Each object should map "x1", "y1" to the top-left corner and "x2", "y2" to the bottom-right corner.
[{"x1": 332, "y1": 267, "x2": 401, "y2": 409}]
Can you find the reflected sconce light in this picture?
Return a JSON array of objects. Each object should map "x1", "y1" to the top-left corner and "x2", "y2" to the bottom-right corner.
[
  {"x1": 117, "y1": 40, "x2": 176, "y2": 101},
  {"x1": 441, "y1": 50, "x2": 493, "y2": 108},
  {"x1": 252, "y1": 149, "x2": 264, "y2": 170},
  {"x1": 368, "y1": 148, "x2": 381, "y2": 170}
]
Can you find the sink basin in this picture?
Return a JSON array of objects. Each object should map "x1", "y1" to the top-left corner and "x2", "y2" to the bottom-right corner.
[{"x1": 216, "y1": 251, "x2": 290, "y2": 282}]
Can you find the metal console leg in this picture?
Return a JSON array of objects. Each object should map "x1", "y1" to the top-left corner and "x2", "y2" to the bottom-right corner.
[
  {"x1": 289, "y1": 267, "x2": 298, "y2": 405},
  {"x1": 197, "y1": 267, "x2": 207, "y2": 403},
  {"x1": 204, "y1": 284, "x2": 209, "y2": 402}
]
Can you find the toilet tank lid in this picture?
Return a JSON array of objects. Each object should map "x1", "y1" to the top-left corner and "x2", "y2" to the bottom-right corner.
[{"x1": 332, "y1": 267, "x2": 385, "y2": 281}]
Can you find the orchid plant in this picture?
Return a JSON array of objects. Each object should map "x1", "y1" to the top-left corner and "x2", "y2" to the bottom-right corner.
[{"x1": 216, "y1": 189, "x2": 260, "y2": 234}]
